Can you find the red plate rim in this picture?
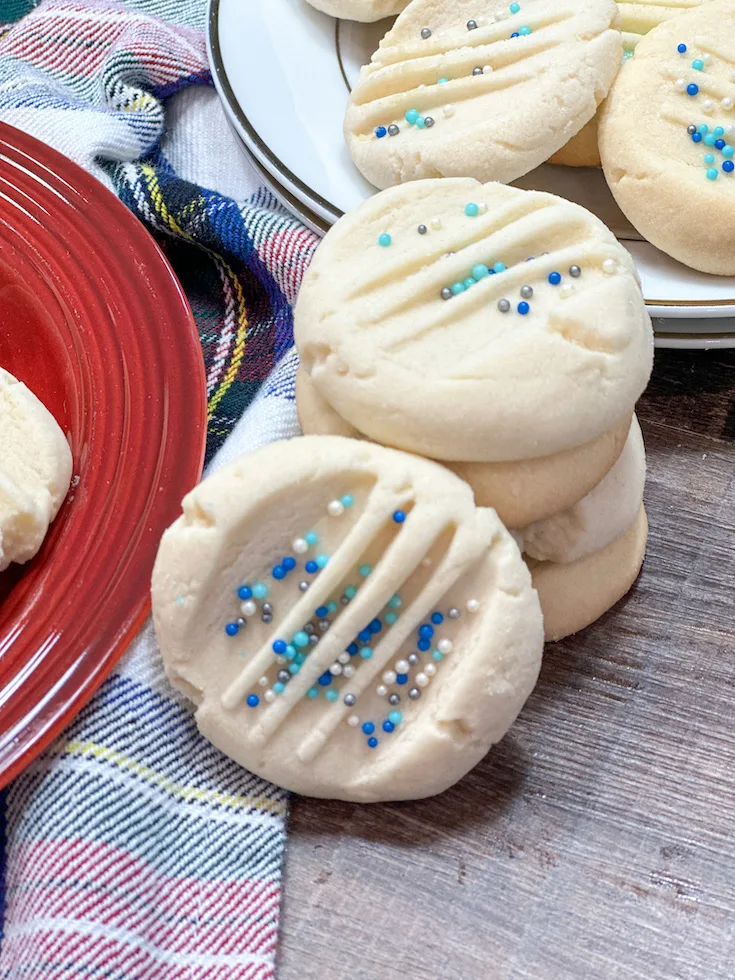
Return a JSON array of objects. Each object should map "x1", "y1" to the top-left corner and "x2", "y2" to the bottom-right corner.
[{"x1": 0, "y1": 122, "x2": 207, "y2": 787}]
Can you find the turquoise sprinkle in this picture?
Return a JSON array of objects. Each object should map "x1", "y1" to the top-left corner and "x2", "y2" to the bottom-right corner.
[
  {"x1": 293, "y1": 631, "x2": 309, "y2": 648},
  {"x1": 692, "y1": 59, "x2": 704, "y2": 71},
  {"x1": 326, "y1": 689, "x2": 339, "y2": 702},
  {"x1": 384, "y1": 611, "x2": 399, "y2": 625},
  {"x1": 405, "y1": 108, "x2": 419, "y2": 124},
  {"x1": 294, "y1": 652, "x2": 306, "y2": 665},
  {"x1": 451, "y1": 282, "x2": 466, "y2": 295},
  {"x1": 723, "y1": 145, "x2": 734, "y2": 158},
  {"x1": 705, "y1": 153, "x2": 715, "y2": 164},
  {"x1": 305, "y1": 531, "x2": 318, "y2": 546},
  {"x1": 493, "y1": 261, "x2": 506, "y2": 273},
  {"x1": 707, "y1": 168, "x2": 719, "y2": 180},
  {"x1": 433, "y1": 650, "x2": 444, "y2": 662},
  {"x1": 388, "y1": 710, "x2": 403, "y2": 725},
  {"x1": 360, "y1": 647, "x2": 374, "y2": 659},
  {"x1": 463, "y1": 277, "x2": 477, "y2": 289},
  {"x1": 327, "y1": 601, "x2": 337, "y2": 615},
  {"x1": 274, "y1": 682, "x2": 286, "y2": 694},
  {"x1": 715, "y1": 126, "x2": 725, "y2": 137},
  {"x1": 252, "y1": 583, "x2": 268, "y2": 599},
  {"x1": 416, "y1": 116, "x2": 426, "y2": 129},
  {"x1": 438, "y1": 77, "x2": 448, "y2": 84},
  {"x1": 704, "y1": 133, "x2": 716, "y2": 146},
  {"x1": 472, "y1": 264, "x2": 489, "y2": 280},
  {"x1": 316, "y1": 554, "x2": 329, "y2": 568},
  {"x1": 285, "y1": 645, "x2": 296, "y2": 659},
  {"x1": 388, "y1": 594, "x2": 402, "y2": 609},
  {"x1": 465, "y1": 202, "x2": 479, "y2": 217},
  {"x1": 510, "y1": 1, "x2": 520, "y2": 11},
  {"x1": 622, "y1": 49, "x2": 634, "y2": 61},
  {"x1": 289, "y1": 663, "x2": 301, "y2": 675},
  {"x1": 519, "y1": 25, "x2": 531, "y2": 35},
  {"x1": 378, "y1": 233, "x2": 392, "y2": 247},
  {"x1": 341, "y1": 494, "x2": 354, "y2": 508},
  {"x1": 345, "y1": 585, "x2": 357, "y2": 598},
  {"x1": 698, "y1": 124, "x2": 709, "y2": 135},
  {"x1": 359, "y1": 564, "x2": 372, "y2": 577},
  {"x1": 307, "y1": 687, "x2": 319, "y2": 699}
]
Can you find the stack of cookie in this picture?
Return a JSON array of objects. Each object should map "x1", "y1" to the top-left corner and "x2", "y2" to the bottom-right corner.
[{"x1": 294, "y1": 178, "x2": 654, "y2": 640}]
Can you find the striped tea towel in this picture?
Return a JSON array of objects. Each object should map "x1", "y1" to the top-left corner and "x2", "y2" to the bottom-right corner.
[{"x1": 0, "y1": 1, "x2": 320, "y2": 975}]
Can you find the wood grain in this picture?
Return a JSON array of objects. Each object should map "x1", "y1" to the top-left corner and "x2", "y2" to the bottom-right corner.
[{"x1": 277, "y1": 351, "x2": 735, "y2": 980}]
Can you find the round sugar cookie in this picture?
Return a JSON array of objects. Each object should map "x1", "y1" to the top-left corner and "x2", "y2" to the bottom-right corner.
[
  {"x1": 0, "y1": 368, "x2": 72, "y2": 571},
  {"x1": 520, "y1": 415, "x2": 645, "y2": 563},
  {"x1": 599, "y1": 0, "x2": 735, "y2": 274},
  {"x1": 345, "y1": 0, "x2": 621, "y2": 189},
  {"x1": 304, "y1": 0, "x2": 406, "y2": 20},
  {"x1": 152, "y1": 436, "x2": 544, "y2": 802},
  {"x1": 295, "y1": 178, "x2": 653, "y2": 463},
  {"x1": 529, "y1": 504, "x2": 648, "y2": 641},
  {"x1": 296, "y1": 368, "x2": 633, "y2": 528}
]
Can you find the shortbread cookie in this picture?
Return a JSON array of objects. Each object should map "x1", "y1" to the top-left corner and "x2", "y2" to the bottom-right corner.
[
  {"x1": 295, "y1": 179, "x2": 653, "y2": 462},
  {"x1": 344, "y1": 0, "x2": 621, "y2": 188},
  {"x1": 530, "y1": 504, "x2": 648, "y2": 641},
  {"x1": 152, "y1": 436, "x2": 544, "y2": 802},
  {"x1": 599, "y1": 0, "x2": 735, "y2": 274},
  {"x1": 304, "y1": 0, "x2": 406, "y2": 21},
  {"x1": 520, "y1": 416, "x2": 645, "y2": 563},
  {"x1": 296, "y1": 368, "x2": 632, "y2": 528},
  {"x1": 0, "y1": 368, "x2": 72, "y2": 571}
]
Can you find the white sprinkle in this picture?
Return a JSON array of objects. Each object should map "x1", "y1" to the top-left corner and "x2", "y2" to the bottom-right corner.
[
  {"x1": 264, "y1": 690, "x2": 276, "y2": 703},
  {"x1": 329, "y1": 663, "x2": 342, "y2": 676},
  {"x1": 327, "y1": 499, "x2": 344, "y2": 517},
  {"x1": 560, "y1": 283, "x2": 574, "y2": 299},
  {"x1": 467, "y1": 599, "x2": 480, "y2": 613},
  {"x1": 482, "y1": 65, "x2": 492, "y2": 75},
  {"x1": 421, "y1": 557, "x2": 433, "y2": 567},
  {"x1": 343, "y1": 665, "x2": 355, "y2": 679},
  {"x1": 241, "y1": 600, "x2": 256, "y2": 617},
  {"x1": 722, "y1": 97, "x2": 734, "y2": 111},
  {"x1": 703, "y1": 99, "x2": 714, "y2": 114},
  {"x1": 293, "y1": 537, "x2": 308, "y2": 554},
  {"x1": 425, "y1": 663, "x2": 437, "y2": 677},
  {"x1": 437, "y1": 638, "x2": 453, "y2": 654},
  {"x1": 376, "y1": 684, "x2": 388, "y2": 697},
  {"x1": 703, "y1": 53, "x2": 712, "y2": 65},
  {"x1": 416, "y1": 672, "x2": 429, "y2": 687},
  {"x1": 338, "y1": 652, "x2": 351, "y2": 665},
  {"x1": 347, "y1": 715, "x2": 360, "y2": 727},
  {"x1": 395, "y1": 659, "x2": 410, "y2": 674},
  {"x1": 478, "y1": 203, "x2": 488, "y2": 215},
  {"x1": 443, "y1": 104, "x2": 455, "y2": 118},
  {"x1": 726, "y1": 124, "x2": 735, "y2": 137},
  {"x1": 275, "y1": 655, "x2": 287, "y2": 666},
  {"x1": 259, "y1": 676, "x2": 269, "y2": 687},
  {"x1": 674, "y1": 78, "x2": 686, "y2": 92},
  {"x1": 602, "y1": 258, "x2": 617, "y2": 276},
  {"x1": 382, "y1": 670, "x2": 397, "y2": 684}
]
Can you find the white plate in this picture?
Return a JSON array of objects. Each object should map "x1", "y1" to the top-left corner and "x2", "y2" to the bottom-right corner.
[{"x1": 209, "y1": 0, "x2": 735, "y2": 322}]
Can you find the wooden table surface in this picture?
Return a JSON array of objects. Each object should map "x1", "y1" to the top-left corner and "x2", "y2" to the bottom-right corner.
[{"x1": 277, "y1": 350, "x2": 735, "y2": 980}]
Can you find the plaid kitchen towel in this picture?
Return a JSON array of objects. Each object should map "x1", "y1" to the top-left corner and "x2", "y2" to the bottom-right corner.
[{"x1": 0, "y1": 0, "x2": 320, "y2": 975}]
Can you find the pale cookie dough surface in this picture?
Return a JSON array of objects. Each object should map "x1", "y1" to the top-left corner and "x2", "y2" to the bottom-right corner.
[
  {"x1": 295, "y1": 179, "x2": 653, "y2": 463},
  {"x1": 296, "y1": 367, "x2": 632, "y2": 528},
  {"x1": 600, "y1": 0, "x2": 735, "y2": 274},
  {"x1": 345, "y1": 0, "x2": 621, "y2": 188},
  {"x1": 529, "y1": 504, "x2": 648, "y2": 641},
  {"x1": 304, "y1": 0, "x2": 406, "y2": 21},
  {"x1": 0, "y1": 368, "x2": 72, "y2": 571},
  {"x1": 152, "y1": 436, "x2": 544, "y2": 802},
  {"x1": 520, "y1": 416, "x2": 645, "y2": 563}
]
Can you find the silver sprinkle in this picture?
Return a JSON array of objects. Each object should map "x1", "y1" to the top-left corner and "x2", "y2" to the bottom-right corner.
[
  {"x1": 318, "y1": 619, "x2": 330, "y2": 633},
  {"x1": 497, "y1": 298, "x2": 511, "y2": 313},
  {"x1": 388, "y1": 124, "x2": 400, "y2": 136},
  {"x1": 262, "y1": 602, "x2": 273, "y2": 615},
  {"x1": 441, "y1": 287, "x2": 453, "y2": 301},
  {"x1": 277, "y1": 670, "x2": 290, "y2": 684},
  {"x1": 409, "y1": 688, "x2": 421, "y2": 700},
  {"x1": 569, "y1": 265, "x2": 581, "y2": 278},
  {"x1": 298, "y1": 581, "x2": 309, "y2": 592},
  {"x1": 340, "y1": 595, "x2": 350, "y2": 605},
  {"x1": 261, "y1": 613, "x2": 273, "y2": 623},
  {"x1": 389, "y1": 693, "x2": 401, "y2": 706},
  {"x1": 448, "y1": 607, "x2": 460, "y2": 619},
  {"x1": 309, "y1": 634, "x2": 319, "y2": 645},
  {"x1": 344, "y1": 693, "x2": 357, "y2": 707},
  {"x1": 418, "y1": 224, "x2": 428, "y2": 235},
  {"x1": 236, "y1": 617, "x2": 246, "y2": 626},
  {"x1": 472, "y1": 67, "x2": 483, "y2": 76},
  {"x1": 424, "y1": 116, "x2": 435, "y2": 128},
  {"x1": 421, "y1": 27, "x2": 432, "y2": 38},
  {"x1": 304, "y1": 623, "x2": 315, "y2": 635},
  {"x1": 687, "y1": 123, "x2": 697, "y2": 135},
  {"x1": 408, "y1": 653, "x2": 421, "y2": 666},
  {"x1": 467, "y1": 19, "x2": 478, "y2": 30},
  {"x1": 520, "y1": 284, "x2": 533, "y2": 299}
]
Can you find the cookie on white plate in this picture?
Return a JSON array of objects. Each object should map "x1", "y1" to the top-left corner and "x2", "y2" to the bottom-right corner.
[
  {"x1": 296, "y1": 367, "x2": 633, "y2": 528},
  {"x1": 344, "y1": 0, "x2": 621, "y2": 188},
  {"x1": 0, "y1": 368, "x2": 72, "y2": 571},
  {"x1": 599, "y1": 0, "x2": 735, "y2": 274},
  {"x1": 304, "y1": 0, "x2": 406, "y2": 21},
  {"x1": 152, "y1": 436, "x2": 544, "y2": 802},
  {"x1": 295, "y1": 178, "x2": 653, "y2": 463}
]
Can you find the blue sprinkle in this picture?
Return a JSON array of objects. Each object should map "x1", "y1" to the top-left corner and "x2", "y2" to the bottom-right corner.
[
  {"x1": 237, "y1": 586, "x2": 252, "y2": 601},
  {"x1": 723, "y1": 160, "x2": 734, "y2": 172},
  {"x1": 419, "y1": 624, "x2": 434, "y2": 640},
  {"x1": 283, "y1": 556, "x2": 296, "y2": 571},
  {"x1": 375, "y1": 126, "x2": 387, "y2": 138},
  {"x1": 692, "y1": 132, "x2": 703, "y2": 143},
  {"x1": 305, "y1": 561, "x2": 318, "y2": 574},
  {"x1": 367, "y1": 737, "x2": 379, "y2": 748},
  {"x1": 511, "y1": 31, "x2": 519, "y2": 38},
  {"x1": 272, "y1": 639, "x2": 287, "y2": 654},
  {"x1": 315, "y1": 605, "x2": 329, "y2": 618},
  {"x1": 396, "y1": 673, "x2": 408, "y2": 685},
  {"x1": 687, "y1": 83, "x2": 699, "y2": 96},
  {"x1": 358, "y1": 629, "x2": 372, "y2": 643},
  {"x1": 272, "y1": 565, "x2": 286, "y2": 580},
  {"x1": 548, "y1": 271, "x2": 562, "y2": 285},
  {"x1": 518, "y1": 301, "x2": 530, "y2": 315},
  {"x1": 246, "y1": 694, "x2": 259, "y2": 708},
  {"x1": 382, "y1": 720, "x2": 395, "y2": 733},
  {"x1": 431, "y1": 612, "x2": 444, "y2": 625},
  {"x1": 318, "y1": 672, "x2": 333, "y2": 686},
  {"x1": 362, "y1": 722, "x2": 375, "y2": 735},
  {"x1": 225, "y1": 623, "x2": 239, "y2": 637},
  {"x1": 393, "y1": 510, "x2": 406, "y2": 523},
  {"x1": 347, "y1": 642, "x2": 359, "y2": 656},
  {"x1": 677, "y1": 43, "x2": 687, "y2": 53},
  {"x1": 369, "y1": 619, "x2": 383, "y2": 634},
  {"x1": 418, "y1": 638, "x2": 430, "y2": 651},
  {"x1": 716, "y1": 139, "x2": 726, "y2": 150}
]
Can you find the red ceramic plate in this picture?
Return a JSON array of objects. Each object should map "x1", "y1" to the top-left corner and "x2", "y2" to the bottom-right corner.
[{"x1": 0, "y1": 123, "x2": 207, "y2": 787}]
